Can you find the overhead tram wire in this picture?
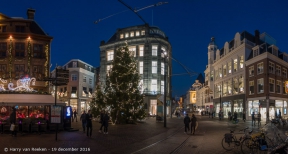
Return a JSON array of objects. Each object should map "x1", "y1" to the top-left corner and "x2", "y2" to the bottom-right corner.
[{"x1": 94, "y1": 2, "x2": 168, "y2": 24}]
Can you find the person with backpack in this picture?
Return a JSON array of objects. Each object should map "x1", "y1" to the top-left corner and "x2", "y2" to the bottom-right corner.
[
  {"x1": 190, "y1": 114, "x2": 197, "y2": 135},
  {"x1": 183, "y1": 114, "x2": 190, "y2": 134}
]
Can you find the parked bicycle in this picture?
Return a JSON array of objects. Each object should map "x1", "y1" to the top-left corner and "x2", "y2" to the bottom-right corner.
[{"x1": 221, "y1": 127, "x2": 252, "y2": 151}]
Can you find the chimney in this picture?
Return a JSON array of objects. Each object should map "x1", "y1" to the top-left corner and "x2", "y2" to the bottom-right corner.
[
  {"x1": 255, "y1": 30, "x2": 260, "y2": 45},
  {"x1": 27, "y1": 8, "x2": 35, "y2": 20}
]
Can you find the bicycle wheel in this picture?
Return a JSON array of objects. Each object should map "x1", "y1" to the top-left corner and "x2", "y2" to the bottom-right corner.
[
  {"x1": 241, "y1": 138, "x2": 260, "y2": 154},
  {"x1": 222, "y1": 137, "x2": 236, "y2": 151}
]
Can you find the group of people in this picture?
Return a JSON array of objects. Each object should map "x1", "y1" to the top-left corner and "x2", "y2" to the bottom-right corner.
[
  {"x1": 251, "y1": 112, "x2": 261, "y2": 126},
  {"x1": 183, "y1": 114, "x2": 197, "y2": 134},
  {"x1": 79, "y1": 110, "x2": 110, "y2": 137}
]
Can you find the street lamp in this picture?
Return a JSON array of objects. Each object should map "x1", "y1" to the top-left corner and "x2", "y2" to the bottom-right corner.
[{"x1": 163, "y1": 50, "x2": 167, "y2": 128}]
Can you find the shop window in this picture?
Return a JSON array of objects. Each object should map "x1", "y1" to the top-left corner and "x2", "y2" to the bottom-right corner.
[
  {"x1": 248, "y1": 100, "x2": 259, "y2": 116},
  {"x1": 249, "y1": 81, "x2": 254, "y2": 95},
  {"x1": 17, "y1": 106, "x2": 28, "y2": 119},
  {"x1": 249, "y1": 66, "x2": 254, "y2": 77},
  {"x1": 29, "y1": 106, "x2": 44, "y2": 119},
  {"x1": 269, "y1": 78, "x2": 275, "y2": 93}
]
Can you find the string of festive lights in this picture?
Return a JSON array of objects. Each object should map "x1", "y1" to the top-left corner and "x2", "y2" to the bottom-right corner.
[
  {"x1": 9, "y1": 36, "x2": 13, "y2": 82},
  {"x1": 27, "y1": 38, "x2": 31, "y2": 76}
]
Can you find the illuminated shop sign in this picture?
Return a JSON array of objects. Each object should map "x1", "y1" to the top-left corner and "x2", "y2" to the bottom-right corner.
[{"x1": 0, "y1": 76, "x2": 36, "y2": 92}]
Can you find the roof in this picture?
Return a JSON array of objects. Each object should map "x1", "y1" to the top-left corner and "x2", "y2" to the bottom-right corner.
[{"x1": 0, "y1": 94, "x2": 65, "y2": 105}]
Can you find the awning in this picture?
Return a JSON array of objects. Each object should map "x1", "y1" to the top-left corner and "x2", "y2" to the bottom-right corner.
[{"x1": 0, "y1": 94, "x2": 65, "y2": 106}]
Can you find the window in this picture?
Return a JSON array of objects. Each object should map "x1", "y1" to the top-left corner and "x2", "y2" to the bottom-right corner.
[
  {"x1": 240, "y1": 56, "x2": 244, "y2": 69},
  {"x1": 249, "y1": 66, "x2": 254, "y2": 77},
  {"x1": 161, "y1": 81, "x2": 164, "y2": 94},
  {"x1": 257, "y1": 62, "x2": 264, "y2": 74},
  {"x1": 120, "y1": 34, "x2": 124, "y2": 39},
  {"x1": 15, "y1": 43, "x2": 25, "y2": 57},
  {"x1": 239, "y1": 75, "x2": 244, "y2": 93},
  {"x1": 107, "y1": 65, "x2": 112, "y2": 74},
  {"x1": 33, "y1": 44, "x2": 43, "y2": 58},
  {"x1": 152, "y1": 61, "x2": 157, "y2": 74},
  {"x1": 223, "y1": 65, "x2": 227, "y2": 77},
  {"x1": 228, "y1": 80, "x2": 232, "y2": 95},
  {"x1": 141, "y1": 30, "x2": 145, "y2": 35},
  {"x1": 152, "y1": 45, "x2": 157, "y2": 56},
  {"x1": 234, "y1": 58, "x2": 238, "y2": 72},
  {"x1": 249, "y1": 81, "x2": 254, "y2": 95},
  {"x1": 253, "y1": 49, "x2": 259, "y2": 57},
  {"x1": 139, "y1": 45, "x2": 144, "y2": 56},
  {"x1": 136, "y1": 31, "x2": 140, "y2": 36},
  {"x1": 72, "y1": 62, "x2": 77, "y2": 68},
  {"x1": 71, "y1": 74, "x2": 77, "y2": 81},
  {"x1": 151, "y1": 79, "x2": 157, "y2": 93},
  {"x1": 223, "y1": 82, "x2": 227, "y2": 96},
  {"x1": 1, "y1": 26, "x2": 7, "y2": 32},
  {"x1": 219, "y1": 68, "x2": 222, "y2": 78},
  {"x1": 269, "y1": 62, "x2": 275, "y2": 74},
  {"x1": 228, "y1": 62, "x2": 232, "y2": 74},
  {"x1": 107, "y1": 50, "x2": 114, "y2": 61},
  {"x1": 139, "y1": 62, "x2": 143, "y2": 74},
  {"x1": 161, "y1": 62, "x2": 164, "y2": 75},
  {"x1": 161, "y1": 47, "x2": 166, "y2": 58},
  {"x1": 215, "y1": 69, "x2": 219, "y2": 80},
  {"x1": 233, "y1": 77, "x2": 239, "y2": 94},
  {"x1": 0, "y1": 42, "x2": 7, "y2": 58},
  {"x1": 276, "y1": 80, "x2": 281, "y2": 93},
  {"x1": 276, "y1": 65, "x2": 281, "y2": 76},
  {"x1": 269, "y1": 78, "x2": 275, "y2": 93},
  {"x1": 83, "y1": 76, "x2": 86, "y2": 82},
  {"x1": 130, "y1": 31, "x2": 134, "y2": 37},
  {"x1": 15, "y1": 64, "x2": 25, "y2": 72},
  {"x1": 283, "y1": 68, "x2": 287, "y2": 78},
  {"x1": 125, "y1": 33, "x2": 129, "y2": 38},
  {"x1": 210, "y1": 71, "x2": 214, "y2": 81},
  {"x1": 129, "y1": 46, "x2": 136, "y2": 57},
  {"x1": 16, "y1": 26, "x2": 25, "y2": 33},
  {"x1": 283, "y1": 82, "x2": 287, "y2": 95},
  {"x1": 32, "y1": 65, "x2": 41, "y2": 73},
  {"x1": 71, "y1": 87, "x2": 77, "y2": 97},
  {"x1": 89, "y1": 78, "x2": 92, "y2": 84},
  {"x1": 0, "y1": 65, "x2": 7, "y2": 72},
  {"x1": 258, "y1": 78, "x2": 264, "y2": 93}
]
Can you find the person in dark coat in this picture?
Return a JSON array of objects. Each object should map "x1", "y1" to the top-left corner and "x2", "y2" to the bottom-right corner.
[
  {"x1": 73, "y1": 109, "x2": 78, "y2": 122},
  {"x1": 86, "y1": 110, "x2": 92, "y2": 137},
  {"x1": 99, "y1": 110, "x2": 105, "y2": 133},
  {"x1": 190, "y1": 114, "x2": 197, "y2": 135},
  {"x1": 80, "y1": 111, "x2": 86, "y2": 132},
  {"x1": 252, "y1": 112, "x2": 256, "y2": 126},
  {"x1": 10, "y1": 107, "x2": 17, "y2": 137},
  {"x1": 242, "y1": 112, "x2": 246, "y2": 122},
  {"x1": 233, "y1": 111, "x2": 238, "y2": 122},
  {"x1": 103, "y1": 111, "x2": 110, "y2": 134},
  {"x1": 257, "y1": 113, "x2": 261, "y2": 126},
  {"x1": 183, "y1": 114, "x2": 190, "y2": 133}
]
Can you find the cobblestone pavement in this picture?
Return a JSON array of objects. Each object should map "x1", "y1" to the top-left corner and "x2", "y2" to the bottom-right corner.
[{"x1": 0, "y1": 115, "x2": 287, "y2": 154}]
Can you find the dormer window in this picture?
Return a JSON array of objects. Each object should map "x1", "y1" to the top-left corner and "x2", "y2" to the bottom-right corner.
[
  {"x1": 272, "y1": 47, "x2": 278, "y2": 56},
  {"x1": 253, "y1": 48, "x2": 259, "y2": 57},
  {"x1": 141, "y1": 30, "x2": 145, "y2": 35},
  {"x1": 136, "y1": 31, "x2": 140, "y2": 36},
  {"x1": 284, "y1": 55, "x2": 288, "y2": 62},
  {"x1": 120, "y1": 34, "x2": 124, "y2": 39},
  {"x1": 72, "y1": 62, "x2": 77, "y2": 68},
  {"x1": 130, "y1": 31, "x2": 134, "y2": 37}
]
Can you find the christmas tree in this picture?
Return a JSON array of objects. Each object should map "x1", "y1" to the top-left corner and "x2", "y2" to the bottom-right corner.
[
  {"x1": 104, "y1": 43, "x2": 146, "y2": 124},
  {"x1": 90, "y1": 84, "x2": 106, "y2": 117}
]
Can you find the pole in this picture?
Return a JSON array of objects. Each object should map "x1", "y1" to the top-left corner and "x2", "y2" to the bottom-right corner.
[
  {"x1": 55, "y1": 68, "x2": 58, "y2": 141},
  {"x1": 164, "y1": 56, "x2": 167, "y2": 128}
]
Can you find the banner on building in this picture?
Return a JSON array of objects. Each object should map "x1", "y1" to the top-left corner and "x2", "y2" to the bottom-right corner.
[{"x1": 285, "y1": 81, "x2": 288, "y2": 94}]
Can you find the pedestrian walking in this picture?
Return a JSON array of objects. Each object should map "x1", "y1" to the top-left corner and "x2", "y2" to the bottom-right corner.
[
  {"x1": 10, "y1": 107, "x2": 17, "y2": 137},
  {"x1": 80, "y1": 111, "x2": 86, "y2": 132},
  {"x1": 243, "y1": 112, "x2": 246, "y2": 122},
  {"x1": 233, "y1": 111, "x2": 238, "y2": 122},
  {"x1": 103, "y1": 111, "x2": 110, "y2": 134},
  {"x1": 252, "y1": 112, "x2": 256, "y2": 126},
  {"x1": 208, "y1": 112, "x2": 211, "y2": 118},
  {"x1": 228, "y1": 111, "x2": 231, "y2": 121},
  {"x1": 99, "y1": 110, "x2": 105, "y2": 133},
  {"x1": 257, "y1": 112, "x2": 261, "y2": 126},
  {"x1": 86, "y1": 110, "x2": 92, "y2": 137},
  {"x1": 184, "y1": 114, "x2": 190, "y2": 133},
  {"x1": 73, "y1": 109, "x2": 78, "y2": 122},
  {"x1": 190, "y1": 114, "x2": 197, "y2": 135}
]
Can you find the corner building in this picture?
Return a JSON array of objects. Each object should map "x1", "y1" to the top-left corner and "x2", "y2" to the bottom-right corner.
[{"x1": 99, "y1": 24, "x2": 172, "y2": 116}]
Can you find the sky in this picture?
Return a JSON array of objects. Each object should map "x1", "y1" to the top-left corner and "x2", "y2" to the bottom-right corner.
[{"x1": 1, "y1": 0, "x2": 288, "y2": 97}]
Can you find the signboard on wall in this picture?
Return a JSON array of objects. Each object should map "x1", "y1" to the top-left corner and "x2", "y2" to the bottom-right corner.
[
  {"x1": 51, "y1": 105, "x2": 61, "y2": 123},
  {"x1": 285, "y1": 81, "x2": 288, "y2": 94}
]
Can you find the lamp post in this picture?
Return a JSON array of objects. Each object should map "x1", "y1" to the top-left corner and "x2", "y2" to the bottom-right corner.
[{"x1": 163, "y1": 51, "x2": 167, "y2": 128}]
